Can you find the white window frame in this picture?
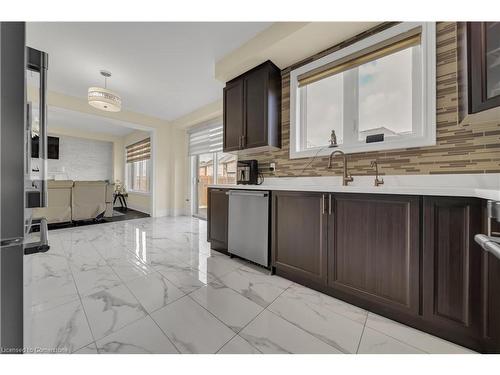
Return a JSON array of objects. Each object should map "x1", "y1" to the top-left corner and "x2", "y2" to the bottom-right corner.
[
  {"x1": 126, "y1": 158, "x2": 151, "y2": 195},
  {"x1": 289, "y1": 22, "x2": 436, "y2": 159}
]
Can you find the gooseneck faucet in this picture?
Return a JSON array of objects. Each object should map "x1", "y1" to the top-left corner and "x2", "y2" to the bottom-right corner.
[
  {"x1": 328, "y1": 150, "x2": 354, "y2": 186},
  {"x1": 370, "y1": 160, "x2": 384, "y2": 187}
]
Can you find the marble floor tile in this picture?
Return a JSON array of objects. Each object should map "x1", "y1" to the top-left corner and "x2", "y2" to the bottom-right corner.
[
  {"x1": 27, "y1": 216, "x2": 479, "y2": 355},
  {"x1": 187, "y1": 253, "x2": 244, "y2": 278},
  {"x1": 27, "y1": 300, "x2": 93, "y2": 354},
  {"x1": 268, "y1": 285, "x2": 365, "y2": 353},
  {"x1": 151, "y1": 296, "x2": 235, "y2": 354},
  {"x1": 280, "y1": 284, "x2": 368, "y2": 324},
  {"x1": 156, "y1": 265, "x2": 214, "y2": 294},
  {"x1": 82, "y1": 284, "x2": 147, "y2": 340},
  {"x1": 217, "y1": 335, "x2": 261, "y2": 354},
  {"x1": 365, "y1": 313, "x2": 475, "y2": 354},
  {"x1": 31, "y1": 253, "x2": 70, "y2": 279},
  {"x1": 29, "y1": 269, "x2": 80, "y2": 313},
  {"x1": 67, "y1": 247, "x2": 107, "y2": 270},
  {"x1": 218, "y1": 265, "x2": 293, "y2": 308},
  {"x1": 190, "y1": 283, "x2": 264, "y2": 332},
  {"x1": 240, "y1": 310, "x2": 340, "y2": 354},
  {"x1": 96, "y1": 316, "x2": 178, "y2": 354},
  {"x1": 357, "y1": 327, "x2": 424, "y2": 354},
  {"x1": 71, "y1": 264, "x2": 122, "y2": 296},
  {"x1": 108, "y1": 258, "x2": 154, "y2": 282},
  {"x1": 125, "y1": 272, "x2": 185, "y2": 313}
]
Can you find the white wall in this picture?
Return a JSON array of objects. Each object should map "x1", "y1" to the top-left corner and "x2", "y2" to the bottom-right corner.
[{"x1": 32, "y1": 134, "x2": 113, "y2": 181}]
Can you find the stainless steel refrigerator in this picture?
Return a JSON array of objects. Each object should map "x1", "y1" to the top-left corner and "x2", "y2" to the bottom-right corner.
[{"x1": 0, "y1": 22, "x2": 49, "y2": 354}]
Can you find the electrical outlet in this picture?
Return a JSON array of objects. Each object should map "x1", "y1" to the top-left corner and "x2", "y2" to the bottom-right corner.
[{"x1": 270, "y1": 162, "x2": 276, "y2": 172}]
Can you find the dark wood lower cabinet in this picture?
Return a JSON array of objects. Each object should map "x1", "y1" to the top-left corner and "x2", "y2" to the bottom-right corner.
[
  {"x1": 483, "y1": 252, "x2": 500, "y2": 352},
  {"x1": 207, "y1": 188, "x2": 229, "y2": 254},
  {"x1": 329, "y1": 194, "x2": 420, "y2": 315},
  {"x1": 206, "y1": 189, "x2": 500, "y2": 352},
  {"x1": 422, "y1": 197, "x2": 483, "y2": 350},
  {"x1": 272, "y1": 191, "x2": 328, "y2": 285}
]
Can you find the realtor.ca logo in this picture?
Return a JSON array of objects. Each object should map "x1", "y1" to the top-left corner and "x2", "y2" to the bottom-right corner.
[{"x1": 1, "y1": 347, "x2": 69, "y2": 354}]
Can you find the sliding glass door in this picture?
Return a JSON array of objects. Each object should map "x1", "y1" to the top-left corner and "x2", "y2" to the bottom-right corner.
[
  {"x1": 189, "y1": 121, "x2": 237, "y2": 219},
  {"x1": 192, "y1": 151, "x2": 236, "y2": 220},
  {"x1": 196, "y1": 153, "x2": 214, "y2": 219}
]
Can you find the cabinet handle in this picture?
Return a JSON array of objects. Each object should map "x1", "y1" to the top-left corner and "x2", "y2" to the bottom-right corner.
[
  {"x1": 328, "y1": 194, "x2": 332, "y2": 215},
  {"x1": 241, "y1": 135, "x2": 246, "y2": 148},
  {"x1": 322, "y1": 194, "x2": 326, "y2": 215}
]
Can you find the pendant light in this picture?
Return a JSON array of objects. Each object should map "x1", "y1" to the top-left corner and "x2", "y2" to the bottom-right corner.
[{"x1": 88, "y1": 70, "x2": 122, "y2": 112}]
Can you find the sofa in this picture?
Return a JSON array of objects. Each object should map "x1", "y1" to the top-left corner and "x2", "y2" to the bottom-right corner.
[{"x1": 33, "y1": 180, "x2": 114, "y2": 224}]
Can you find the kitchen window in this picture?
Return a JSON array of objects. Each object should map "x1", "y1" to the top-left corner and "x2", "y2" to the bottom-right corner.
[
  {"x1": 290, "y1": 22, "x2": 436, "y2": 159},
  {"x1": 126, "y1": 138, "x2": 151, "y2": 193}
]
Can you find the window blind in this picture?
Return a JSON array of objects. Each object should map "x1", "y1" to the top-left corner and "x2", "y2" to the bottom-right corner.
[
  {"x1": 298, "y1": 29, "x2": 421, "y2": 88},
  {"x1": 188, "y1": 124, "x2": 223, "y2": 156},
  {"x1": 126, "y1": 137, "x2": 151, "y2": 163}
]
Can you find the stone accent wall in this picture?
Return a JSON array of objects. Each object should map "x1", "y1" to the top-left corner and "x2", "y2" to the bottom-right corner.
[
  {"x1": 253, "y1": 22, "x2": 500, "y2": 177},
  {"x1": 32, "y1": 134, "x2": 113, "y2": 181}
]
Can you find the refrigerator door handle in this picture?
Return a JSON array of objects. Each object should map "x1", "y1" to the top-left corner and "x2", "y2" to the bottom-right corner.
[
  {"x1": 0, "y1": 237, "x2": 24, "y2": 249},
  {"x1": 23, "y1": 217, "x2": 50, "y2": 255}
]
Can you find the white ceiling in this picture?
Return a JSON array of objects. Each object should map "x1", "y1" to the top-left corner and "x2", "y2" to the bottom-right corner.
[
  {"x1": 47, "y1": 107, "x2": 136, "y2": 137},
  {"x1": 26, "y1": 22, "x2": 272, "y2": 121}
]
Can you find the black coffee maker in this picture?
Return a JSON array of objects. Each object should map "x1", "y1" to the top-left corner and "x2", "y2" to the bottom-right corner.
[{"x1": 236, "y1": 160, "x2": 258, "y2": 185}]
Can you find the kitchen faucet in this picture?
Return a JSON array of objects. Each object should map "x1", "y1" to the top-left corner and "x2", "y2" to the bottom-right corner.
[
  {"x1": 328, "y1": 150, "x2": 353, "y2": 186},
  {"x1": 370, "y1": 160, "x2": 384, "y2": 187}
]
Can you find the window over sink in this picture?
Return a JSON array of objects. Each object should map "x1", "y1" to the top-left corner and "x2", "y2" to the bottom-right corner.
[{"x1": 289, "y1": 22, "x2": 436, "y2": 159}]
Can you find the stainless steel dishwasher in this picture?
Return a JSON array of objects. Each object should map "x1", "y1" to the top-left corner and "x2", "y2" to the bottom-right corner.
[{"x1": 227, "y1": 190, "x2": 270, "y2": 267}]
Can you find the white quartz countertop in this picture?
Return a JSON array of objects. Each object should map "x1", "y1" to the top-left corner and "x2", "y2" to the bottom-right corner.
[{"x1": 208, "y1": 174, "x2": 500, "y2": 201}]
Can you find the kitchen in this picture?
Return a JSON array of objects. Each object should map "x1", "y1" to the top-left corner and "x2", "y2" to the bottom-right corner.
[{"x1": 206, "y1": 21, "x2": 500, "y2": 353}]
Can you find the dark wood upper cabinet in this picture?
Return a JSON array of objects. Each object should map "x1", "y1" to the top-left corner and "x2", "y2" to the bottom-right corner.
[
  {"x1": 272, "y1": 191, "x2": 328, "y2": 285},
  {"x1": 222, "y1": 80, "x2": 244, "y2": 152},
  {"x1": 458, "y1": 22, "x2": 500, "y2": 122},
  {"x1": 207, "y1": 188, "x2": 229, "y2": 254},
  {"x1": 329, "y1": 194, "x2": 421, "y2": 315},
  {"x1": 422, "y1": 196, "x2": 483, "y2": 347},
  {"x1": 223, "y1": 60, "x2": 281, "y2": 152}
]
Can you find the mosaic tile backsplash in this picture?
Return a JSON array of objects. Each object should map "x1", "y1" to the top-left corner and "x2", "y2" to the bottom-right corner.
[{"x1": 252, "y1": 22, "x2": 500, "y2": 177}]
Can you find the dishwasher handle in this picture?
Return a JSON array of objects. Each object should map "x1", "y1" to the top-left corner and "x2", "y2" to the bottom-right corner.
[{"x1": 226, "y1": 190, "x2": 269, "y2": 197}]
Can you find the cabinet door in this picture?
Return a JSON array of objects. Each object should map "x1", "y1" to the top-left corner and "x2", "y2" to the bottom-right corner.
[
  {"x1": 244, "y1": 65, "x2": 268, "y2": 149},
  {"x1": 272, "y1": 191, "x2": 328, "y2": 285},
  {"x1": 207, "y1": 188, "x2": 228, "y2": 253},
  {"x1": 483, "y1": 251, "x2": 500, "y2": 352},
  {"x1": 223, "y1": 79, "x2": 244, "y2": 152},
  {"x1": 329, "y1": 194, "x2": 420, "y2": 315},
  {"x1": 422, "y1": 197, "x2": 482, "y2": 342},
  {"x1": 469, "y1": 22, "x2": 500, "y2": 113}
]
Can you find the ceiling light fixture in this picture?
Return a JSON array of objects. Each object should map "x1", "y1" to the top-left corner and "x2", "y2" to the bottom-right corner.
[{"x1": 88, "y1": 70, "x2": 122, "y2": 112}]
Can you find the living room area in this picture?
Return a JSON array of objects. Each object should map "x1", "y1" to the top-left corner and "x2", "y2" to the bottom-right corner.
[{"x1": 30, "y1": 104, "x2": 154, "y2": 228}]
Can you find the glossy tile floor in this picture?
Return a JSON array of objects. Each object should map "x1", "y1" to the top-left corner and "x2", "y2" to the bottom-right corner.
[{"x1": 24, "y1": 216, "x2": 475, "y2": 354}]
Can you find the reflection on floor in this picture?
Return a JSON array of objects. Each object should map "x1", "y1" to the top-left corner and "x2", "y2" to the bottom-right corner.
[{"x1": 24, "y1": 216, "x2": 475, "y2": 354}]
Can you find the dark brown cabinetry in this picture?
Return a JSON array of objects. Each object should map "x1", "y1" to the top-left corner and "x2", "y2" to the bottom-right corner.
[
  {"x1": 271, "y1": 191, "x2": 328, "y2": 285},
  {"x1": 483, "y1": 252, "x2": 500, "y2": 352},
  {"x1": 223, "y1": 60, "x2": 281, "y2": 152},
  {"x1": 329, "y1": 194, "x2": 420, "y2": 315},
  {"x1": 207, "y1": 188, "x2": 229, "y2": 254},
  {"x1": 422, "y1": 197, "x2": 483, "y2": 349},
  {"x1": 458, "y1": 22, "x2": 500, "y2": 122},
  {"x1": 209, "y1": 188, "x2": 500, "y2": 352}
]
